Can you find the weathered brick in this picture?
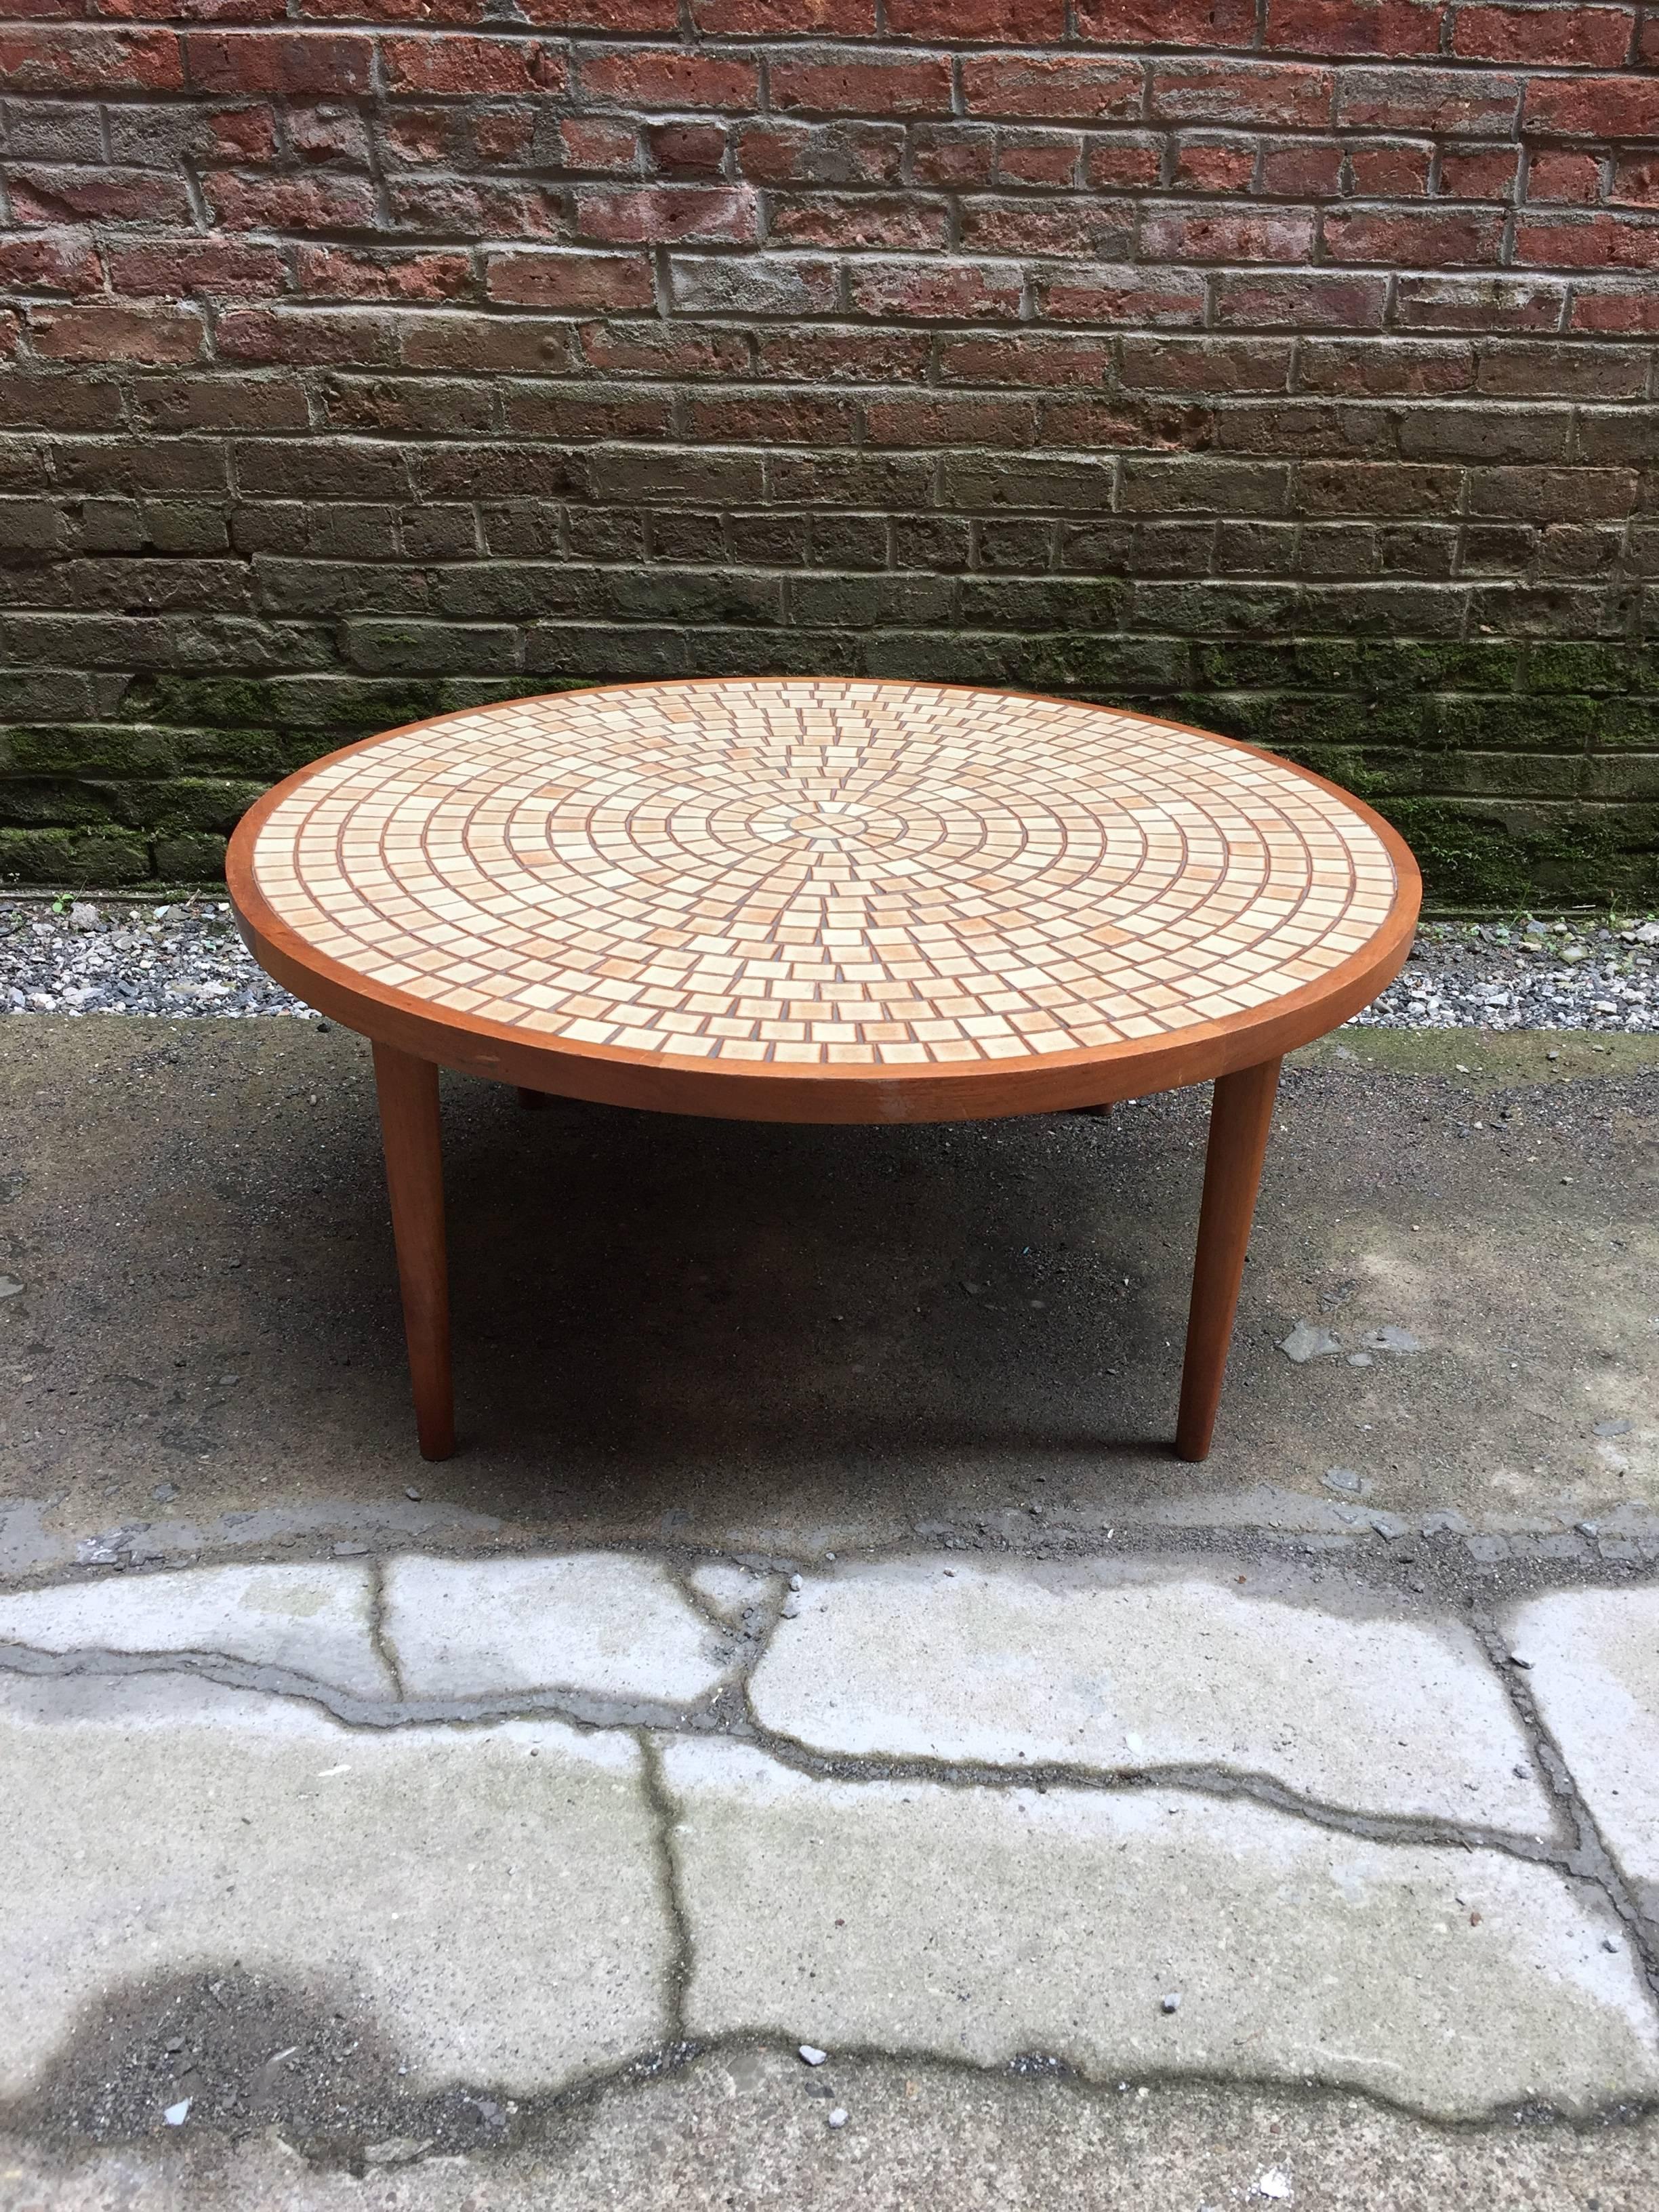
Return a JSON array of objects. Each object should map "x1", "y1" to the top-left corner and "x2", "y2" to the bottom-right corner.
[
  {"x1": 0, "y1": 229, "x2": 103, "y2": 294},
  {"x1": 960, "y1": 54, "x2": 1143, "y2": 121},
  {"x1": 382, "y1": 34, "x2": 565, "y2": 96},
  {"x1": 0, "y1": 25, "x2": 183, "y2": 93},
  {"x1": 849, "y1": 260, "x2": 1023, "y2": 320},
  {"x1": 576, "y1": 47, "x2": 755, "y2": 110},
  {"x1": 1324, "y1": 206, "x2": 1507, "y2": 262},
  {"x1": 1337, "y1": 65, "x2": 1521, "y2": 133},
  {"x1": 29, "y1": 304, "x2": 207, "y2": 365},
  {"x1": 1523, "y1": 73, "x2": 1659, "y2": 137},
  {"x1": 1151, "y1": 60, "x2": 1334, "y2": 127},
  {"x1": 573, "y1": 185, "x2": 760, "y2": 243},
  {"x1": 0, "y1": 5, "x2": 1650, "y2": 900},
  {"x1": 1265, "y1": 0, "x2": 1444, "y2": 54},
  {"x1": 184, "y1": 29, "x2": 371, "y2": 94},
  {"x1": 108, "y1": 237, "x2": 287, "y2": 298},
  {"x1": 486, "y1": 249, "x2": 655, "y2": 309},
  {"x1": 771, "y1": 47, "x2": 954, "y2": 117}
]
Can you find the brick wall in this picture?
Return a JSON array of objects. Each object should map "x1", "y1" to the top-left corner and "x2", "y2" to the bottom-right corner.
[{"x1": 2, "y1": 1, "x2": 1657, "y2": 903}]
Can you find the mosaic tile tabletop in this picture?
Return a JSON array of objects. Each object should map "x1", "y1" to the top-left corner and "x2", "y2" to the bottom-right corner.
[{"x1": 249, "y1": 680, "x2": 1403, "y2": 1069}]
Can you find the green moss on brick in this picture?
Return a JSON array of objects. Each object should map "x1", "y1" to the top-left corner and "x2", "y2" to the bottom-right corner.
[
  {"x1": 0, "y1": 827, "x2": 150, "y2": 886},
  {"x1": 1434, "y1": 695, "x2": 1596, "y2": 751},
  {"x1": 153, "y1": 833, "x2": 228, "y2": 879}
]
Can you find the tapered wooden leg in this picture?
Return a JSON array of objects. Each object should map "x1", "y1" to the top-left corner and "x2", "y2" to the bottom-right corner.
[
  {"x1": 372, "y1": 1042, "x2": 455, "y2": 1461},
  {"x1": 1175, "y1": 1057, "x2": 1282, "y2": 1464}
]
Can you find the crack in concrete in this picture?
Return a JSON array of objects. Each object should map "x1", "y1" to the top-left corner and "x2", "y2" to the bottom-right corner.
[
  {"x1": 367, "y1": 1558, "x2": 404, "y2": 1702},
  {"x1": 1469, "y1": 1609, "x2": 1659, "y2": 2009},
  {"x1": 636, "y1": 1732, "x2": 694, "y2": 2050},
  {"x1": 0, "y1": 1639, "x2": 1586, "y2": 1873}
]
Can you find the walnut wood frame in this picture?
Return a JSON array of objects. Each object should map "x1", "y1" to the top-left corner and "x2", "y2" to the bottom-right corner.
[{"x1": 227, "y1": 682, "x2": 1420, "y2": 1466}]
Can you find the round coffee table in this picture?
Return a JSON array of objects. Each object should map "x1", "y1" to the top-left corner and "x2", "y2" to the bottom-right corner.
[{"x1": 227, "y1": 678, "x2": 1418, "y2": 1465}]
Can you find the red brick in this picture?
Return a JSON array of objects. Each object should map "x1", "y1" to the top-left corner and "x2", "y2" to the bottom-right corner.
[
  {"x1": 1266, "y1": 0, "x2": 1445, "y2": 53},
  {"x1": 1568, "y1": 282, "x2": 1659, "y2": 333},
  {"x1": 937, "y1": 330, "x2": 1116, "y2": 386},
  {"x1": 1324, "y1": 206, "x2": 1504, "y2": 262},
  {"x1": 773, "y1": 194, "x2": 949, "y2": 249},
  {"x1": 961, "y1": 53, "x2": 1143, "y2": 121},
  {"x1": 386, "y1": 176, "x2": 553, "y2": 233},
  {"x1": 1037, "y1": 264, "x2": 1208, "y2": 323},
  {"x1": 1086, "y1": 136, "x2": 1162, "y2": 189},
  {"x1": 205, "y1": 170, "x2": 377, "y2": 229},
  {"x1": 692, "y1": 0, "x2": 874, "y2": 26},
  {"x1": 184, "y1": 28, "x2": 371, "y2": 91},
  {"x1": 909, "y1": 125, "x2": 998, "y2": 188},
  {"x1": 1393, "y1": 273, "x2": 1565, "y2": 327},
  {"x1": 1345, "y1": 140, "x2": 1431, "y2": 196},
  {"x1": 1515, "y1": 211, "x2": 1659, "y2": 268},
  {"x1": 1213, "y1": 270, "x2": 1389, "y2": 325},
  {"x1": 771, "y1": 49, "x2": 953, "y2": 117},
  {"x1": 216, "y1": 306, "x2": 397, "y2": 363},
  {"x1": 380, "y1": 106, "x2": 453, "y2": 163},
  {"x1": 573, "y1": 184, "x2": 759, "y2": 243},
  {"x1": 1173, "y1": 136, "x2": 1256, "y2": 192},
  {"x1": 108, "y1": 236, "x2": 286, "y2": 295},
  {"x1": 735, "y1": 121, "x2": 905, "y2": 185},
  {"x1": 1077, "y1": 0, "x2": 1255, "y2": 41},
  {"x1": 560, "y1": 117, "x2": 640, "y2": 171},
  {"x1": 1298, "y1": 335, "x2": 1475, "y2": 392},
  {"x1": 579, "y1": 321, "x2": 752, "y2": 375},
  {"x1": 525, "y1": 0, "x2": 677, "y2": 23},
  {"x1": 1523, "y1": 74, "x2": 1659, "y2": 138},
  {"x1": 288, "y1": 104, "x2": 371, "y2": 162},
  {"x1": 966, "y1": 201, "x2": 1126, "y2": 255},
  {"x1": 293, "y1": 245, "x2": 474, "y2": 300},
  {"x1": 206, "y1": 104, "x2": 279, "y2": 161},
  {"x1": 0, "y1": 24, "x2": 182, "y2": 90},
  {"x1": 998, "y1": 134, "x2": 1083, "y2": 187},
  {"x1": 1451, "y1": 4, "x2": 1635, "y2": 64},
  {"x1": 1337, "y1": 66, "x2": 1520, "y2": 133},
  {"x1": 471, "y1": 109, "x2": 535, "y2": 163},
  {"x1": 1141, "y1": 205, "x2": 1317, "y2": 260},
  {"x1": 647, "y1": 123, "x2": 727, "y2": 177},
  {"x1": 1437, "y1": 144, "x2": 1521, "y2": 200},
  {"x1": 485, "y1": 247, "x2": 655, "y2": 309},
  {"x1": 382, "y1": 34, "x2": 564, "y2": 94},
  {"x1": 1121, "y1": 335, "x2": 1294, "y2": 390},
  {"x1": 398, "y1": 312, "x2": 580, "y2": 371},
  {"x1": 1259, "y1": 140, "x2": 1343, "y2": 195},
  {"x1": 30, "y1": 303, "x2": 206, "y2": 363},
  {"x1": 755, "y1": 327, "x2": 932, "y2": 380},
  {"x1": 15, "y1": 161, "x2": 190, "y2": 224},
  {"x1": 1151, "y1": 60, "x2": 1334, "y2": 127},
  {"x1": 890, "y1": 0, "x2": 1063, "y2": 34},
  {"x1": 865, "y1": 394, "x2": 1040, "y2": 446},
  {"x1": 1530, "y1": 151, "x2": 1604, "y2": 203},
  {"x1": 1611, "y1": 155, "x2": 1659, "y2": 206},
  {"x1": 300, "y1": 0, "x2": 489, "y2": 18},
  {"x1": 851, "y1": 260, "x2": 1023, "y2": 319},
  {"x1": 688, "y1": 393, "x2": 856, "y2": 444},
  {"x1": 102, "y1": 0, "x2": 283, "y2": 20},
  {"x1": 576, "y1": 47, "x2": 756, "y2": 110},
  {"x1": 0, "y1": 227, "x2": 103, "y2": 293}
]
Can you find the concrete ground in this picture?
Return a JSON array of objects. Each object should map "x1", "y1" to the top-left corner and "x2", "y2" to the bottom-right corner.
[{"x1": 1, "y1": 1012, "x2": 1657, "y2": 2208}]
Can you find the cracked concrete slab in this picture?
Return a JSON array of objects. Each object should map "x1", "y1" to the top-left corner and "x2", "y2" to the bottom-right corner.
[
  {"x1": 0, "y1": 1563, "x2": 393, "y2": 1703},
  {"x1": 750, "y1": 1558, "x2": 1552, "y2": 1831},
  {"x1": 1502, "y1": 1586, "x2": 1659, "y2": 1914},
  {"x1": 660, "y1": 1736, "x2": 1659, "y2": 2121},
  {"x1": 0, "y1": 1672, "x2": 671, "y2": 2104},
  {"x1": 382, "y1": 1553, "x2": 730, "y2": 1707},
  {"x1": 7, "y1": 2055, "x2": 1659, "y2": 2210},
  {"x1": 687, "y1": 1561, "x2": 780, "y2": 1627}
]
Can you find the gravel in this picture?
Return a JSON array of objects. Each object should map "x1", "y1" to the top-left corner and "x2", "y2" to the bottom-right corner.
[{"x1": 1, "y1": 900, "x2": 1656, "y2": 1031}]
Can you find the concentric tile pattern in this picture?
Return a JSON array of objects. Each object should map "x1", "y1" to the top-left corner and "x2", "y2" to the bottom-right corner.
[{"x1": 251, "y1": 681, "x2": 1401, "y2": 1069}]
